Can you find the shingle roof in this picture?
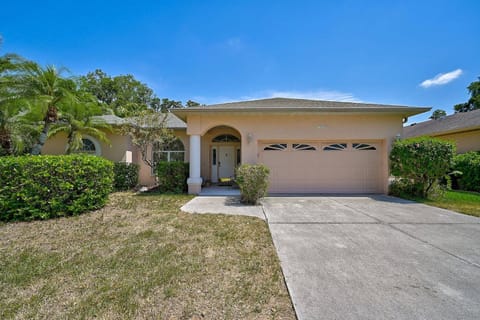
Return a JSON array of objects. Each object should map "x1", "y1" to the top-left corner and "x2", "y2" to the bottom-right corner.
[
  {"x1": 126, "y1": 113, "x2": 187, "y2": 129},
  {"x1": 92, "y1": 113, "x2": 186, "y2": 129},
  {"x1": 92, "y1": 114, "x2": 128, "y2": 125},
  {"x1": 173, "y1": 97, "x2": 430, "y2": 120},
  {"x1": 403, "y1": 109, "x2": 480, "y2": 137}
]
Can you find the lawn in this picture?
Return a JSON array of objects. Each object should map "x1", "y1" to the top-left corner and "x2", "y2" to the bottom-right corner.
[
  {"x1": 411, "y1": 190, "x2": 480, "y2": 218},
  {"x1": 0, "y1": 193, "x2": 295, "y2": 320}
]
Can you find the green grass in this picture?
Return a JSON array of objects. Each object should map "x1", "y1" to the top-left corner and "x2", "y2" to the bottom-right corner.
[
  {"x1": 410, "y1": 190, "x2": 480, "y2": 217},
  {"x1": 0, "y1": 192, "x2": 295, "y2": 320}
]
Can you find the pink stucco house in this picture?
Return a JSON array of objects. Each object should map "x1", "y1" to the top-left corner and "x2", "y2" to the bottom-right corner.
[{"x1": 43, "y1": 97, "x2": 429, "y2": 194}]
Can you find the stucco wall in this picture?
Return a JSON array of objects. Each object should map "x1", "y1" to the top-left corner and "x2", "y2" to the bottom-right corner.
[
  {"x1": 137, "y1": 129, "x2": 189, "y2": 186},
  {"x1": 435, "y1": 130, "x2": 480, "y2": 154},
  {"x1": 42, "y1": 131, "x2": 131, "y2": 162}
]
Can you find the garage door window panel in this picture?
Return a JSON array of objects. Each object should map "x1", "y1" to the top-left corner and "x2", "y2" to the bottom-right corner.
[
  {"x1": 353, "y1": 143, "x2": 376, "y2": 150},
  {"x1": 323, "y1": 143, "x2": 347, "y2": 151},
  {"x1": 293, "y1": 143, "x2": 316, "y2": 151},
  {"x1": 264, "y1": 143, "x2": 287, "y2": 151}
]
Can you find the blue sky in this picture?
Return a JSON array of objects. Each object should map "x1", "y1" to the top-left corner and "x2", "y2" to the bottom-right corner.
[{"x1": 1, "y1": 0, "x2": 479, "y2": 123}]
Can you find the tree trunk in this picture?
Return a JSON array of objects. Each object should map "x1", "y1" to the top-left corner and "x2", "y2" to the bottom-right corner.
[
  {"x1": 30, "y1": 121, "x2": 50, "y2": 155},
  {"x1": 31, "y1": 106, "x2": 58, "y2": 155}
]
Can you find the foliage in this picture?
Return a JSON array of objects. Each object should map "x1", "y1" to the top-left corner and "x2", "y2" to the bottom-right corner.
[
  {"x1": 453, "y1": 152, "x2": 480, "y2": 192},
  {"x1": 185, "y1": 100, "x2": 201, "y2": 107},
  {"x1": 235, "y1": 164, "x2": 270, "y2": 205},
  {"x1": 158, "y1": 98, "x2": 183, "y2": 112},
  {"x1": 429, "y1": 109, "x2": 447, "y2": 120},
  {"x1": 7, "y1": 61, "x2": 83, "y2": 155},
  {"x1": 155, "y1": 161, "x2": 189, "y2": 193},
  {"x1": 389, "y1": 137, "x2": 455, "y2": 198},
  {"x1": 79, "y1": 69, "x2": 162, "y2": 117},
  {"x1": 120, "y1": 112, "x2": 174, "y2": 169},
  {"x1": 113, "y1": 162, "x2": 139, "y2": 191},
  {"x1": 0, "y1": 54, "x2": 40, "y2": 155},
  {"x1": 0, "y1": 155, "x2": 113, "y2": 221},
  {"x1": 454, "y1": 77, "x2": 480, "y2": 112},
  {"x1": 48, "y1": 96, "x2": 110, "y2": 154}
]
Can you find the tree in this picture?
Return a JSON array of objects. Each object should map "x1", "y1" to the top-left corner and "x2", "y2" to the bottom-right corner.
[
  {"x1": 119, "y1": 112, "x2": 174, "y2": 170},
  {"x1": 429, "y1": 109, "x2": 447, "y2": 120},
  {"x1": 185, "y1": 100, "x2": 201, "y2": 108},
  {"x1": 390, "y1": 137, "x2": 455, "y2": 198},
  {"x1": 80, "y1": 69, "x2": 161, "y2": 117},
  {"x1": 9, "y1": 62, "x2": 79, "y2": 155},
  {"x1": 0, "y1": 54, "x2": 39, "y2": 155},
  {"x1": 48, "y1": 95, "x2": 111, "y2": 154},
  {"x1": 454, "y1": 77, "x2": 480, "y2": 113},
  {"x1": 158, "y1": 98, "x2": 183, "y2": 112}
]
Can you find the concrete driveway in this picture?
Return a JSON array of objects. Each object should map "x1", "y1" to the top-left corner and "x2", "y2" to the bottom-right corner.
[{"x1": 262, "y1": 195, "x2": 480, "y2": 320}]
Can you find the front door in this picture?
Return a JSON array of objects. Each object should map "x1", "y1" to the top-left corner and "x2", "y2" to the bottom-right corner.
[{"x1": 218, "y1": 146, "x2": 235, "y2": 180}]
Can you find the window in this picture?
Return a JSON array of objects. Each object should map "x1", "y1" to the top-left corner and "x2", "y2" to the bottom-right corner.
[
  {"x1": 353, "y1": 143, "x2": 376, "y2": 151},
  {"x1": 212, "y1": 134, "x2": 240, "y2": 142},
  {"x1": 80, "y1": 138, "x2": 96, "y2": 154},
  {"x1": 77, "y1": 136, "x2": 101, "y2": 156},
  {"x1": 212, "y1": 148, "x2": 217, "y2": 165},
  {"x1": 153, "y1": 139, "x2": 185, "y2": 168},
  {"x1": 264, "y1": 143, "x2": 287, "y2": 151},
  {"x1": 323, "y1": 143, "x2": 347, "y2": 151},
  {"x1": 293, "y1": 143, "x2": 316, "y2": 151}
]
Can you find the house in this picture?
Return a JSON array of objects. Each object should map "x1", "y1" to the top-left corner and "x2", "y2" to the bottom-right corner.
[
  {"x1": 403, "y1": 109, "x2": 480, "y2": 153},
  {"x1": 43, "y1": 97, "x2": 429, "y2": 194}
]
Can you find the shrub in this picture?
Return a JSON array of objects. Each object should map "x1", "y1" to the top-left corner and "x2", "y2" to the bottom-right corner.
[
  {"x1": 113, "y1": 162, "x2": 139, "y2": 191},
  {"x1": 453, "y1": 152, "x2": 480, "y2": 192},
  {"x1": 235, "y1": 164, "x2": 270, "y2": 205},
  {"x1": 156, "y1": 161, "x2": 189, "y2": 193},
  {"x1": 389, "y1": 137, "x2": 455, "y2": 198},
  {"x1": 0, "y1": 155, "x2": 113, "y2": 221}
]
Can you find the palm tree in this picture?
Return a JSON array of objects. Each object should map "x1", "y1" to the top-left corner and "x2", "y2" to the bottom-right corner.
[
  {"x1": 11, "y1": 62, "x2": 77, "y2": 154},
  {"x1": 48, "y1": 98, "x2": 111, "y2": 154},
  {"x1": 0, "y1": 54, "x2": 40, "y2": 155}
]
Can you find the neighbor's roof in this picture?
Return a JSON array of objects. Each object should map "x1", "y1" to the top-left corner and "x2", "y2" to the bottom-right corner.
[
  {"x1": 92, "y1": 113, "x2": 186, "y2": 129},
  {"x1": 403, "y1": 109, "x2": 480, "y2": 138},
  {"x1": 172, "y1": 97, "x2": 430, "y2": 120}
]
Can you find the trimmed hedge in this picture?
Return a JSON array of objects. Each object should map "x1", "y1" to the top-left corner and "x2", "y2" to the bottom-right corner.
[
  {"x1": 390, "y1": 137, "x2": 455, "y2": 198},
  {"x1": 0, "y1": 155, "x2": 113, "y2": 221},
  {"x1": 156, "y1": 161, "x2": 189, "y2": 193},
  {"x1": 453, "y1": 152, "x2": 480, "y2": 192},
  {"x1": 113, "y1": 162, "x2": 139, "y2": 191},
  {"x1": 236, "y1": 164, "x2": 270, "y2": 205}
]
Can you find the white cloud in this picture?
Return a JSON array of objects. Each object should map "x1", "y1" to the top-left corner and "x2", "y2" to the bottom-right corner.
[
  {"x1": 195, "y1": 89, "x2": 361, "y2": 105},
  {"x1": 420, "y1": 69, "x2": 463, "y2": 88}
]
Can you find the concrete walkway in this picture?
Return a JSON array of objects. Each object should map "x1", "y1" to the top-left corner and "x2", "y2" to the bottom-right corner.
[
  {"x1": 181, "y1": 195, "x2": 480, "y2": 320},
  {"x1": 180, "y1": 196, "x2": 265, "y2": 220}
]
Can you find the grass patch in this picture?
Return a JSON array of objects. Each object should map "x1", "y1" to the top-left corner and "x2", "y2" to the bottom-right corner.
[
  {"x1": 0, "y1": 192, "x2": 295, "y2": 319},
  {"x1": 403, "y1": 190, "x2": 480, "y2": 218}
]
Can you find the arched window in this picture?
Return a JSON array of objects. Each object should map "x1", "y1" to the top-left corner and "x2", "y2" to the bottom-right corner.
[
  {"x1": 152, "y1": 138, "x2": 185, "y2": 164},
  {"x1": 78, "y1": 136, "x2": 101, "y2": 156},
  {"x1": 212, "y1": 134, "x2": 240, "y2": 142}
]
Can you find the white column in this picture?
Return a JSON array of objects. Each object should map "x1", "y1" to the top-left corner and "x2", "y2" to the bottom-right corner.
[{"x1": 187, "y1": 134, "x2": 202, "y2": 194}]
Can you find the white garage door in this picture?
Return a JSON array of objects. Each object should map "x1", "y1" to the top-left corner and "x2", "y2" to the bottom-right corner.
[{"x1": 260, "y1": 141, "x2": 383, "y2": 193}]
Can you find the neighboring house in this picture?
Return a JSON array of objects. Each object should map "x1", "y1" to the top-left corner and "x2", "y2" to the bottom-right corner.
[
  {"x1": 403, "y1": 109, "x2": 480, "y2": 153},
  {"x1": 43, "y1": 97, "x2": 429, "y2": 194}
]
